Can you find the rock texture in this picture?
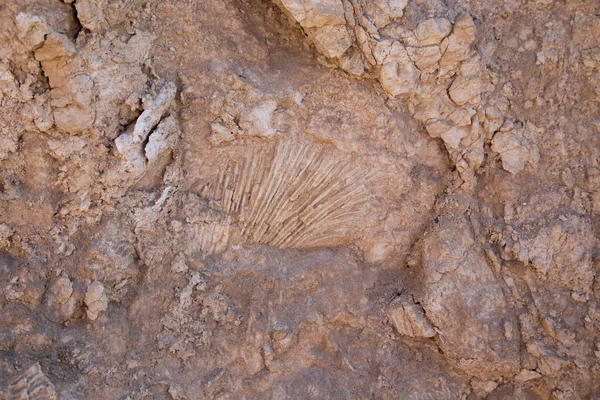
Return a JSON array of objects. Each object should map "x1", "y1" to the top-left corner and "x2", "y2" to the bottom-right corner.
[{"x1": 0, "y1": 0, "x2": 599, "y2": 399}]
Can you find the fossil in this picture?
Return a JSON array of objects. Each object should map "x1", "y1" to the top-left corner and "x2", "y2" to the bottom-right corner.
[
  {"x1": 5, "y1": 363, "x2": 57, "y2": 400},
  {"x1": 197, "y1": 139, "x2": 372, "y2": 252}
]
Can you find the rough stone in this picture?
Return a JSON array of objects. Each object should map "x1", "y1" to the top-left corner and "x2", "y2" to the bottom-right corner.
[
  {"x1": 1, "y1": 0, "x2": 599, "y2": 398},
  {"x1": 414, "y1": 18, "x2": 452, "y2": 46},
  {"x1": 386, "y1": 294, "x2": 436, "y2": 338},
  {"x1": 84, "y1": 281, "x2": 108, "y2": 320}
]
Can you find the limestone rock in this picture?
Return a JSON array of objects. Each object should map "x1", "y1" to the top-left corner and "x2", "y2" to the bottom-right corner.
[
  {"x1": 145, "y1": 116, "x2": 180, "y2": 162},
  {"x1": 43, "y1": 275, "x2": 81, "y2": 323},
  {"x1": 238, "y1": 99, "x2": 278, "y2": 137},
  {"x1": 491, "y1": 122, "x2": 540, "y2": 174},
  {"x1": 414, "y1": 18, "x2": 452, "y2": 46},
  {"x1": 407, "y1": 45, "x2": 442, "y2": 71},
  {"x1": 84, "y1": 281, "x2": 108, "y2": 320},
  {"x1": 379, "y1": 43, "x2": 419, "y2": 96},
  {"x1": 34, "y1": 33, "x2": 95, "y2": 134},
  {"x1": 413, "y1": 205, "x2": 521, "y2": 380},
  {"x1": 448, "y1": 75, "x2": 481, "y2": 106},
  {"x1": 310, "y1": 25, "x2": 352, "y2": 58},
  {"x1": 209, "y1": 122, "x2": 236, "y2": 145},
  {"x1": 115, "y1": 82, "x2": 177, "y2": 178},
  {"x1": 439, "y1": 15, "x2": 476, "y2": 68},
  {"x1": 386, "y1": 294, "x2": 436, "y2": 338},
  {"x1": 276, "y1": 0, "x2": 346, "y2": 28},
  {"x1": 74, "y1": 0, "x2": 107, "y2": 31},
  {"x1": 15, "y1": 13, "x2": 50, "y2": 49}
]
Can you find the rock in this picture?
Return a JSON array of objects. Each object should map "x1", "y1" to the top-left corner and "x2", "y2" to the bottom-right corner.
[
  {"x1": 74, "y1": 0, "x2": 107, "y2": 31},
  {"x1": 145, "y1": 115, "x2": 180, "y2": 162},
  {"x1": 491, "y1": 122, "x2": 539, "y2": 174},
  {"x1": 386, "y1": 294, "x2": 436, "y2": 338},
  {"x1": 84, "y1": 281, "x2": 108, "y2": 320},
  {"x1": 470, "y1": 378, "x2": 498, "y2": 397},
  {"x1": 379, "y1": 44, "x2": 419, "y2": 96},
  {"x1": 515, "y1": 369, "x2": 542, "y2": 382},
  {"x1": 115, "y1": 82, "x2": 177, "y2": 178},
  {"x1": 448, "y1": 75, "x2": 481, "y2": 106},
  {"x1": 413, "y1": 206, "x2": 521, "y2": 380},
  {"x1": 34, "y1": 33, "x2": 96, "y2": 134},
  {"x1": 339, "y1": 47, "x2": 365, "y2": 75},
  {"x1": 43, "y1": 275, "x2": 79, "y2": 323},
  {"x1": 414, "y1": 18, "x2": 452, "y2": 46},
  {"x1": 440, "y1": 125, "x2": 469, "y2": 149},
  {"x1": 238, "y1": 99, "x2": 278, "y2": 137},
  {"x1": 276, "y1": 0, "x2": 346, "y2": 28},
  {"x1": 209, "y1": 122, "x2": 236, "y2": 145},
  {"x1": 45, "y1": 276, "x2": 73, "y2": 305},
  {"x1": 5, "y1": 363, "x2": 57, "y2": 400},
  {"x1": 34, "y1": 32, "x2": 76, "y2": 61},
  {"x1": 274, "y1": 0, "x2": 352, "y2": 58},
  {"x1": 310, "y1": 25, "x2": 352, "y2": 58},
  {"x1": 0, "y1": 223, "x2": 14, "y2": 248},
  {"x1": 407, "y1": 45, "x2": 442, "y2": 71},
  {"x1": 361, "y1": 0, "x2": 408, "y2": 28},
  {"x1": 439, "y1": 15, "x2": 476, "y2": 68},
  {"x1": 51, "y1": 74, "x2": 95, "y2": 134},
  {"x1": 15, "y1": 13, "x2": 50, "y2": 49}
]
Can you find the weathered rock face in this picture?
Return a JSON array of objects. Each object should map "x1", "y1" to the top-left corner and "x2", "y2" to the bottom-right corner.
[{"x1": 1, "y1": 0, "x2": 599, "y2": 399}]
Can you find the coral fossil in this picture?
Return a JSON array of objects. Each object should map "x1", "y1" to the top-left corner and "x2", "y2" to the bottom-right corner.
[
  {"x1": 6, "y1": 363, "x2": 57, "y2": 400},
  {"x1": 199, "y1": 139, "x2": 372, "y2": 253}
]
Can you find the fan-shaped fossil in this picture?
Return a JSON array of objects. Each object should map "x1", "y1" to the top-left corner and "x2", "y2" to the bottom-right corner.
[
  {"x1": 196, "y1": 138, "x2": 373, "y2": 253},
  {"x1": 6, "y1": 363, "x2": 57, "y2": 400}
]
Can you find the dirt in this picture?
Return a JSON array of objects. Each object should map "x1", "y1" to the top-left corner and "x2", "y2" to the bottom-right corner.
[{"x1": 0, "y1": 0, "x2": 599, "y2": 399}]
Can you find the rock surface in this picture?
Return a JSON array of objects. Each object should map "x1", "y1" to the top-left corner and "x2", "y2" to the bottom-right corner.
[{"x1": 0, "y1": 0, "x2": 599, "y2": 398}]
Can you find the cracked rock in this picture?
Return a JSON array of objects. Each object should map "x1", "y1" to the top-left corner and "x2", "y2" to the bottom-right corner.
[{"x1": 386, "y1": 293, "x2": 436, "y2": 338}]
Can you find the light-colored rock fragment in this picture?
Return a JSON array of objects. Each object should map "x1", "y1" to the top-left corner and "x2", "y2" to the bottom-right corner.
[
  {"x1": 133, "y1": 82, "x2": 178, "y2": 143},
  {"x1": 45, "y1": 276, "x2": 73, "y2": 305},
  {"x1": 386, "y1": 294, "x2": 436, "y2": 338},
  {"x1": 491, "y1": 123, "x2": 539, "y2": 174},
  {"x1": 387, "y1": 0, "x2": 408, "y2": 18},
  {"x1": 51, "y1": 74, "x2": 95, "y2": 134},
  {"x1": 6, "y1": 363, "x2": 57, "y2": 400},
  {"x1": 415, "y1": 207, "x2": 521, "y2": 380},
  {"x1": 238, "y1": 99, "x2": 278, "y2": 137},
  {"x1": 439, "y1": 15, "x2": 476, "y2": 68},
  {"x1": 278, "y1": 0, "x2": 346, "y2": 28},
  {"x1": 339, "y1": 47, "x2": 365, "y2": 75},
  {"x1": 491, "y1": 130, "x2": 528, "y2": 173},
  {"x1": 515, "y1": 369, "x2": 542, "y2": 382},
  {"x1": 209, "y1": 122, "x2": 236, "y2": 145},
  {"x1": 115, "y1": 82, "x2": 177, "y2": 177},
  {"x1": 34, "y1": 32, "x2": 97, "y2": 134},
  {"x1": 34, "y1": 32, "x2": 76, "y2": 61},
  {"x1": 310, "y1": 25, "x2": 352, "y2": 58},
  {"x1": 407, "y1": 46, "x2": 442, "y2": 70},
  {"x1": 379, "y1": 43, "x2": 419, "y2": 96},
  {"x1": 448, "y1": 75, "x2": 481, "y2": 106},
  {"x1": 470, "y1": 378, "x2": 498, "y2": 397},
  {"x1": 362, "y1": 0, "x2": 408, "y2": 28},
  {"x1": 414, "y1": 18, "x2": 452, "y2": 46},
  {"x1": 43, "y1": 275, "x2": 79, "y2": 323},
  {"x1": 15, "y1": 13, "x2": 50, "y2": 49},
  {"x1": 74, "y1": 0, "x2": 107, "y2": 31},
  {"x1": 440, "y1": 125, "x2": 469, "y2": 149},
  {"x1": 145, "y1": 115, "x2": 180, "y2": 162},
  {"x1": 85, "y1": 281, "x2": 108, "y2": 320}
]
